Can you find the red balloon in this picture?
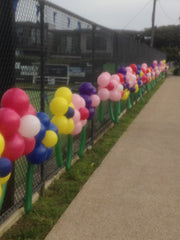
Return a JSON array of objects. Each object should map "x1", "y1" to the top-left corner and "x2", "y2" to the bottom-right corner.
[
  {"x1": 106, "y1": 82, "x2": 114, "y2": 91},
  {"x1": 141, "y1": 75, "x2": 148, "y2": 83},
  {"x1": 22, "y1": 104, "x2": 36, "y2": 116},
  {"x1": 0, "y1": 108, "x2": 21, "y2": 137},
  {"x1": 1, "y1": 88, "x2": 30, "y2": 116},
  {"x1": 79, "y1": 107, "x2": 89, "y2": 120},
  {"x1": 117, "y1": 73, "x2": 124, "y2": 84},
  {"x1": 141, "y1": 67, "x2": 146, "y2": 74},
  {"x1": 2, "y1": 133, "x2": 25, "y2": 161},
  {"x1": 130, "y1": 64, "x2": 137, "y2": 73},
  {"x1": 23, "y1": 137, "x2": 36, "y2": 155}
]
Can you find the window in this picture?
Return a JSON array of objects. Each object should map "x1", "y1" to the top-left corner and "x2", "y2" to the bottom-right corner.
[{"x1": 86, "y1": 35, "x2": 106, "y2": 51}]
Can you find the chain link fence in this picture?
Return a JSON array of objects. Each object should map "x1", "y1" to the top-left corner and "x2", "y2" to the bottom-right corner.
[{"x1": 0, "y1": 0, "x2": 166, "y2": 224}]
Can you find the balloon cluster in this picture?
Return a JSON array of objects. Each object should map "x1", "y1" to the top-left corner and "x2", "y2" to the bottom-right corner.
[
  {"x1": 50, "y1": 87, "x2": 75, "y2": 135},
  {"x1": 97, "y1": 72, "x2": 124, "y2": 102},
  {"x1": 0, "y1": 88, "x2": 41, "y2": 196},
  {"x1": 79, "y1": 82, "x2": 100, "y2": 120},
  {"x1": 71, "y1": 93, "x2": 88, "y2": 135},
  {"x1": 26, "y1": 112, "x2": 58, "y2": 164}
]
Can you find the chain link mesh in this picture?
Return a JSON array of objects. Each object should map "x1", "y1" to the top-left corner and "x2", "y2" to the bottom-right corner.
[{"x1": 0, "y1": 0, "x2": 166, "y2": 224}]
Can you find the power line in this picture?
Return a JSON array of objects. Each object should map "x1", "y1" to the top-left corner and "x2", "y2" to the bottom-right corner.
[
  {"x1": 158, "y1": 0, "x2": 177, "y2": 22},
  {"x1": 123, "y1": 0, "x2": 153, "y2": 29}
]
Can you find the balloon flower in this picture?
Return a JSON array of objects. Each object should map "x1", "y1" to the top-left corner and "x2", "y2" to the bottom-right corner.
[
  {"x1": 97, "y1": 72, "x2": 124, "y2": 123},
  {"x1": 25, "y1": 112, "x2": 58, "y2": 213},
  {"x1": 50, "y1": 87, "x2": 75, "y2": 171},
  {"x1": 0, "y1": 87, "x2": 40, "y2": 211},
  {"x1": 77, "y1": 82, "x2": 100, "y2": 157}
]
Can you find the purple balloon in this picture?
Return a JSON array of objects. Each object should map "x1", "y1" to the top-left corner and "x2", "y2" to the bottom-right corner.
[
  {"x1": 79, "y1": 82, "x2": 94, "y2": 95},
  {"x1": 130, "y1": 86, "x2": 136, "y2": 93},
  {"x1": 118, "y1": 67, "x2": 127, "y2": 76},
  {"x1": 91, "y1": 87, "x2": 97, "y2": 94},
  {"x1": 88, "y1": 107, "x2": 95, "y2": 120},
  {"x1": 81, "y1": 94, "x2": 92, "y2": 108}
]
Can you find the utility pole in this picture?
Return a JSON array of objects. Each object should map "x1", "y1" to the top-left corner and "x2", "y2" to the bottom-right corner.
[{"x1": 150, "y1": 0, "x2": 157, "y2": 48}]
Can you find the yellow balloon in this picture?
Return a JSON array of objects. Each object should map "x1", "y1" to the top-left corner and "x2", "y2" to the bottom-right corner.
[
  {"x1": 50, "y1": 97, "x2": 68, "y2": 116},
  {"x1": 135, "y1": 84, "x2": 139, "y2": 93},
  {"x1": 121, "y1": 92, "x2": 128, "y2": 101},
  {"x1": 140, "y1": 71, "x2": 144, "y2": 77},
  {"x1": 64, "y1": 119, "x2": 75, "y2": 135},
  {"x1": 42, "y1": 130, "x2": 58, "y2": 148},
  {"x1": 0, "y1": 133, "x2": 5, "y2": 156},
  {"x1": 0, "y1": 185, "x2": 2, "y2": 198},
  {"x1": 0, "y1": 173, "x2": 11, "y2": 184},
  {"x1": 69, "y1": 102, "x2": 75, "y2": 109},
  {"x1": 51, "y1": 116, "x2": 68, "y2": 135},
  {"x1": 55, "y1": 87, "x2": 72, "y2": 104}
]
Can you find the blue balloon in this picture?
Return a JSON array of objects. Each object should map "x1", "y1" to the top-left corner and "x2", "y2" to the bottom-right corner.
[
  {"x1": 48, "y1": 122, "x2": 58, "y2": 135},
  {"x1": 27, "y1": 143, "x2": 47, "y2": 164},
  {"x1": 35, "y1": 123, "x2": 46, "y2": 143},
  {"x1": 65, "y1": 107, "x2": 75, "y2": 119},
  {"x1": 0, "y1": 157, "x2": 12, "y2": 177},
  {"x1": 46, "y1": 147, "x2": 53, "y2": 160},
  {"x1": 37, "y1": 112, "x2": 50, "y2": 129}
]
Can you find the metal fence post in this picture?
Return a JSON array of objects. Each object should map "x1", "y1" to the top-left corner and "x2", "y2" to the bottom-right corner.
[
  {"x1": 90, "y1": 25, "x2": 96, "y2": 145},
  {"x1": 114, "y1": 32, "x2": 119, "y2": 72},
  {"x1": 39, "y1": 0, "x2": 45, "y2": 195},
  {"x1": 0, "y1": 0, "x2": 16, "y2": 213}
]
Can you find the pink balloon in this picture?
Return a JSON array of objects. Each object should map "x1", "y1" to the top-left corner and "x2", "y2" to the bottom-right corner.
[
  {"x1": 110, "y1": 79, "x2": 118, "y2": 89},
  {"x1": 110, "y1": 74, "x2": 119, "y2": 83},
  {"x1": 141, "y1": 63, "x2": 147, "y2": 69},
  {"x1": 129, "y1": 79, "x2": 134, "y2": 88},
  {"x1": 72, "y1": 109, "x2": 81, "y2": 123},
  {"x1": 0, "y1": 108, "x2": 21, "y2": 137},
  {"x1": 126, "y1": 73, "x2": 132, "y2": 82},
  {"x1": 72, "y1": 94, "x2": 85, "y2": 109},
  {"x1": 81, "y1": 119, "x2": 87, "y2": 127},
  {"x1": 1, "y1": 88, "x2": 30, "y2": 116},
  {"x1": 98, "y1": 88, "x2": 110, "y2": 101},
  {"x1": 90, "y1": 94, "x2": 100, "y2": 107},
  {"x1": 109, "y1": 90, "x2": 121, "y2": 102},
  {"x1": 2, "y1": 133, "x2": 25, "y2": 161},
  {"x1": 117, "y1": 84, "x2": 123, "y2": 92},
  {"x1": 97, "y1": 72, "x2": 110, "y2": 87},
  {"x1": 71, "y1": 121, "x2": 83, "y2": 136},
  {"x1": 126, "y1": 67, "x2": 133, "y2": 73}
]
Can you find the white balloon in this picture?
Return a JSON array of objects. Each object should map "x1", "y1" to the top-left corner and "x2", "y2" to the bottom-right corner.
[{"x1": 19, "y1": 115, "x2": 41, "y2": 138}]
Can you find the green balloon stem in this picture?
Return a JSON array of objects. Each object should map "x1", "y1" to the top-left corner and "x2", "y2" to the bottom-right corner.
[
  {"x1": 114, "y1": 102, "x2": 119, "y2": 124},
  {"x1": 127, "y1": 96, "x2": 132, "y2": 110},
  {"x1": 118, "y1": 101, "x2": 121, "y2": 116},
  {"x1": 55, "y1": 135, "x2": 63, "y2": 167},
  {"x1": 0, "y1": 182, "x2": 7, "y2": 211},
  {"x1": 139, "y1": 88, "x2": 144, "y2": 102},
  {"x1": 66, "y1": 135, "x2": 73, "y2": 171},
  {"x1": 99, "y1": 101, "x2": 104, "y2": 123},
  {"x1": 78, "y1": 126, "x2": 86, "y2": 157},
  {"x1": 24, "y1": 162, "x2": 34, "y2": 214},
  {"x1": 109, "y1": 100, "x2": 115, "y2": 122}
]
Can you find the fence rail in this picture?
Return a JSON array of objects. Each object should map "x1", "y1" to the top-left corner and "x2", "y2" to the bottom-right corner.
[{"x1": 0, "y1": 0, "x2": 166, "y2": 225}]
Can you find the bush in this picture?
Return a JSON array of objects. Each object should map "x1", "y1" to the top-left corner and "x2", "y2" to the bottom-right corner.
[{"x1": 173, "y1": 67, "x2": 180, "y2": 76}]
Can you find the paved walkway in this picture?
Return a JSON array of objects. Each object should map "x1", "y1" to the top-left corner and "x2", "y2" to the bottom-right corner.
[{"x1": 45, "y1": 76, "x2": 180, "y2": 240}]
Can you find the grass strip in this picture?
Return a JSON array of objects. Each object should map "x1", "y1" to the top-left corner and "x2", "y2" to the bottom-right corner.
[{"x1": 1, "y1": 77, "x2": 166, "y2": 240}]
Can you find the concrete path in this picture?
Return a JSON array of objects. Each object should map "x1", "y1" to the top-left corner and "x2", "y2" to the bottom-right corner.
[{"x1": 45, "y1": 76, "x2": 180, "y2": 240}]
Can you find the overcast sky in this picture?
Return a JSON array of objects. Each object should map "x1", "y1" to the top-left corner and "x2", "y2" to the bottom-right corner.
[{"x1": 47, "y1": 0, "x2": 180, "y2": 31}]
